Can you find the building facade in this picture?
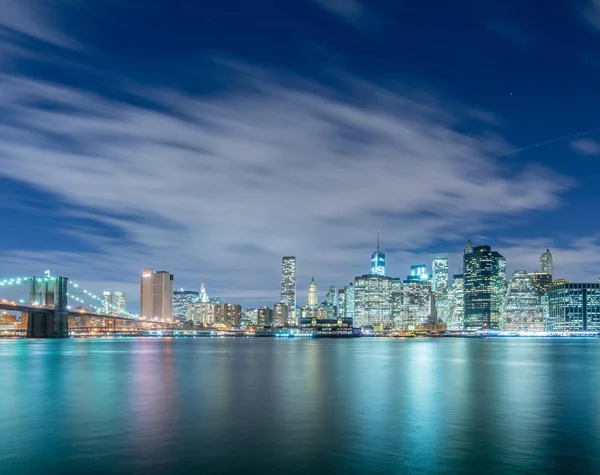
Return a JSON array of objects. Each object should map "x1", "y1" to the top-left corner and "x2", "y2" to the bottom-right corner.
[
  {"x1": 463, "y1": 245, "x2": 506, "y2": 330},
  {"x1": 273, "y1": 303, "x2": 289, "y2": 326},
  {"x1": 446, "y1": 274, "x2": 464, "y2": 330},
  {"x1": 344, "y1": 283, "x2": 355, "y2": 324},
  {"x1": 353, "y1": 274, "x2": 393, "y2": 328},
  {"x1": 432, "y1": 255, "x2": 449, "y2": 297},
  {"x1": 546, "y1": 283, "x2": 600, "y2": 331},
  {"x1": 400, "y1": 280, "x2": 431, "y2": 330},
  {"x1": 280, "y1": 257, "x2": 296, "y2": 323},
  {"x1": 540, "y1": 249, "x2": 553, "y2": 276},
  {"x1": 102, "y1": 291, "x2": 127, "y2": 315},
  {"x1": 173, "y1": 289, "x2": 199, "y2": 320},
  {"x1": 258, "y1": 306, "x2": 274, "y2": 326},
  {"x1": 308, "y1": 278, "x2": 318, "y2": 307},
  {"x1": 140, "y1": 268, "x2": 174, "y2": 321},
  {"x1": 502, "y1": 270, "x2": 543, "y2": 331}
]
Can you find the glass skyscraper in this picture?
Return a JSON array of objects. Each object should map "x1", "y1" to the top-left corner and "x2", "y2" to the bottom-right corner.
[
  {"x1": 280, "y1": 256, "x2": 296, "y2": 323},
  {"x1": 370, "y1": 231, "x2": 385, "y2": 277},
  {"x1": 446, "y1": 274, "x2": 464, "y2": 330},
  {"x1": 344, "y1": 283, "x2": 355, "y2": 324},
  {"x1": 463, "y1": 245, "x2": 506, "y2": 330},
  {"x1": 546, "y1": 283, "x2": 600, "y2": 331}
]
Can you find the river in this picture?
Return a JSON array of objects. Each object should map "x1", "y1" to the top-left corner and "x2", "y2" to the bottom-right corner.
[{"x1": 1, "y1": 337, "x2": 599, "y2": 474}]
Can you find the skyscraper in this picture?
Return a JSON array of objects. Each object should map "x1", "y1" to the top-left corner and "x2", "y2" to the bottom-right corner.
[
  {"x1": 338, "y1": 289, "x2": 346, "y2": 318},
  {"x1": 502, "y1": 271, "x2": 543, "y2": 331},
  {"x1": 140, "y1": 269, "x2": 174, "y2": 321},
  {"x1": 546, "y1": 283, "x2": 600, "y2": 331},
  {"x1": 273, "y1": 303, "x2": 288, "y2": 326},
  {"x1": 463, "y1": 245, "x2": 506, "y2": 330},
  {"x1": 370, "y1": 230, "x2": 386, "y2": 277},
  {"x1": 140, "y1": 268, "x2": 154, "y2": 319},
  {"x1": 280, "y1": 257, "x2": 296, "y2": 321},
  {"x1": 308, "y1": 278, "x2": 318, "y2": 307},
  {"x1": 432, "y1": 255, "x2": 449, "y2": 296},
  {"x1": 354, "y1": 274, "x2": 393, "y2": 328},
  {"x1": 464, "y1": 239, "x2": 473, "y2": 255},
  {"x1": 447, "y1": 274, "x2": 464, "y2": 330},
  {"x1": 102, "y1": 291, "x2": 127, "y2": 315},
  {"x1": 173, "y1": 289, "x2": 199, "y2": 320},
  {"x1": 344, "y1": 283, "x2": 355, "y2": 324},
  {"x1": 400, "y1": 271, "x2": 431, "y2": 330},
  {"x1": 540, "y1": 249, "x2": 553, "y2": 276}
]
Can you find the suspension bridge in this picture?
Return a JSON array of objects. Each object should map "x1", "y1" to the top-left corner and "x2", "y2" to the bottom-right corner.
[{"x1": 0, "y1": 274, "x2": 170, "y2": 338}]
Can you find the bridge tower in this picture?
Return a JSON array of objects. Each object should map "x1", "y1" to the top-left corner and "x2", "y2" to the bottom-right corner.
[{"x1": 27, "y1": 276, "x2": 69, "y2": 338}]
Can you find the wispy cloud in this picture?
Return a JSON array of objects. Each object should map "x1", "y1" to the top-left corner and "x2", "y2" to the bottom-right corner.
[
  {"x1": 572, "y1": 138, "x2": 600, "y2": 155},
  {"x1": 312, "y1": 0, "x2": 377, "y2": 27},
  {"x1": 0, "y1": 66, "x2": 573, "y2": 307}
]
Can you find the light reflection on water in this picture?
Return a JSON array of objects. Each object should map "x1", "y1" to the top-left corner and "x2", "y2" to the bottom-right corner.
[{"x1": 0, "y1": 338, "x2": 599, "y2": 474}]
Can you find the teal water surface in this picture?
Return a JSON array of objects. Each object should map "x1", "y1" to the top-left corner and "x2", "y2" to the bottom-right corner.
[{"x1": 1, "y1": 337, "x2": 599, "y2": 475}]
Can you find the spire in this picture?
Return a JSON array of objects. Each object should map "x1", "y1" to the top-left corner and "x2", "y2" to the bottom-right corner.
[{"x1": 377, "y1": 229, "x2": 380, "y2": 253}]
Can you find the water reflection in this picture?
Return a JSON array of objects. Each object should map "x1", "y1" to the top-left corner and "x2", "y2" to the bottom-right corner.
[{"x1": 1, "y1": 338, "x2": 600, "y2": 474}]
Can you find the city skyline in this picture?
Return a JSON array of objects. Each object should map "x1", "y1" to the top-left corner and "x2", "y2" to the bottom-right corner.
[{"x1": 1, "y1": 1, "x2": 600, "y2": 309}]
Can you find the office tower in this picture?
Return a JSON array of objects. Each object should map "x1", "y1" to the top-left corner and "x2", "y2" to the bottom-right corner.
[
  {"x1": 140, "y1": 269, "x2": 174, "y2": 321},
  {"x1": 502, "y1": 271, "x2": 543, "y2": 331},
  {"x1": 245, "y1": 308, "x2": 258, "y2": 325},
  {"x1": 102, "y1": 291, "x2": 127, "y2": 315},
  {"x1": 258, "y1": 306, "x2": 274, "y2": 326},
  {"x1": 540, "y1": 249, "x2": 553, "y2": 276},
  {"x1": 338, "y1": 289, "x2": 346, "y2": 318},
  {"x1": 546, "y1": 283, "x2": 600, "y2": 331},
  {"x1": 173, "y1": 289, "x2": 200, "y2": 320},
  {"x1": 370, "y1": 230, "x2": 386, "y2": 276},
  {"x1": 354, "y1": 274, "x2": 393, "y2": 328},
  {"x1": 432, "y1": 255, "x2": 449, "y2": 296},
  {"x1": 325, "y1": 285, "x2": 337, "y2": 307},
  {"x1": 528, "y1": 272, "x2": 553, "y2": 295},
  {"x1": 153, "y1": 271, "x2": 174, "y2": 322},
  {"x1": 391, "y1": 278, "x2": 403, "y2": 328},
  {"x1": 408, "y1": 264, "x2": 430, "y2": 281},
  {"x1": 344, "y1": 283, "x2": 355, "y2": 324},
  {"x1": 400, "y1": 279, "x2": 431, "y2": 330},
  {"x1": 274, "y1": 303, "x2": 288, "y2": 326},
  {"x1": 464, "y1": 239, "x2": 473, "y2": 255},
  {"x1": 187, "y1": 301, "x2": 215, "y2": 325},
  {"x1": 200, "y1": 283, "x2": 209, "y2": 303},
  {"x1": 215, "y1": 303, "x2": 242, "y2": 327},
  {"x1": 463, "y1": 245, "x2": 506, "y2": 330},
  {"x1": 140, "y1": 268, "x2": 154, "y2": 319},
  {"x1": 308, "y1": 278, "x2": 318, "y2": 307},
  {"x1": 446, "y1": 274, "x2": 464, "y2": 330},
  {"x1": 280, "y1": 257, "x2": 296, "y2": 321}
]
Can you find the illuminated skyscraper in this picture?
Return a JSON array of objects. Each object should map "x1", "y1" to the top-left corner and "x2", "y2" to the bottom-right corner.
[
  {"x1": 140, "y1": 269, "x2": 174, "y2": 321},
  {"x1": 173, "y1": 289, "x2": 199, "y2": 320},
  {"x1": 273, "y1": 303, "x2": 288, "y2": 326},
  {"x1": 464, "y1": 239, "x2": 473, "y2": 255},
  {"x1": 354, "y1": 274, "x2": 393, "y2": 328},
  {"x1": 446, "y1": 274, "x2": 464, "y2": 330},
  {"x1": 338, "y1": 289, "x2": 346, "y2": 317},
  {"x1": 153, "y1": 271, "x2": 174, "y2": 322},
  {"x1": 399, "y1": 268, "x2": 431, "y2": 330},
  {"x1": 344, "y1": 283, "x2": 355, "y2": 323},
  {"x1": 463, "y1": 245, "x2": 506, "y2": 330},
  {"x1": 546, "y1": 283, "x2": 600, "y2": 331},
  {"x1": 102, "y1": 291, "x2": 127, "y2": 315},
  {"x1": 140, "y1": 268, "x2": 154, "y2": 319},
  {"x1": 502, "y1": 270, "x2": 543, "y2": 331},
  {"x1": 308, "y1": 278, "x2": 318, "y2": 307},
  {"x1": 280, "y1": 257, "x2": 296, "y2": 322},
  {"x1": 370, "y1": 230, "x2": 386, "y2": 276},
  {"x1": 432, "y1": 255, "x2": 449, "y2": 296},
  {"x1": 391, "y1": 278, "x2": 403, "y2": 328},
  {"x1": 540, "y1": 249, "x2": 553, "y2": 277}
]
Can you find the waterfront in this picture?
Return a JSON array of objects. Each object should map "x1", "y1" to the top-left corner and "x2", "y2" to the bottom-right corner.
[{"x1": 1, "y1": 338, "x2": 599, "y2": 474}]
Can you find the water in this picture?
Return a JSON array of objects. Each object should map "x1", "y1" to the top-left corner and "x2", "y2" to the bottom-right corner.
[{"x1": 1, "y1": 337, "x2": 599, "y2": 475}]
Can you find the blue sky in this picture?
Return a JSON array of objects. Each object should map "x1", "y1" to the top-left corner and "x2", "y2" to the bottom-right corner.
[{"x1": 1, "y1": 0, "x2": 600, "y2": 310}]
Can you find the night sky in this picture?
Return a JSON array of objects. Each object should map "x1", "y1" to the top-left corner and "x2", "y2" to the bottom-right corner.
[{"x1": 1, "y1": 0, "x2": 600, "y2": 310}]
